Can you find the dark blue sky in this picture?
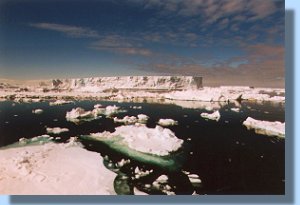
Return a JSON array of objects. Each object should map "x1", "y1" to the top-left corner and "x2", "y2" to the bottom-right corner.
[{"x1": 0, "y1": 0, "x2": 284, "y2": 86}]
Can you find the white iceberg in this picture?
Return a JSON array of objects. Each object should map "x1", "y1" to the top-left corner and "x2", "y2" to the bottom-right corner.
[
  {"x1": 90, "y1": 125, "x2": 183, "y2": 156},
  {"x1": 158, "y1": 119, "x2": 178, "y2": 126},
  {"x1": 49, "y1": 99, "x2": 73, "y2": 106},
  {"x1": 0, "y1": 141, "x2": 116, "y2": 194},
  {"x1": 32, "y1": 109, "x2": 43, "y2": 114},
  {"x1": 113, "y1": 116, "x2": 137, "y2": 125},
  {"x1": 200, "y1": 110, "x2": 221, "y2": 121},
  {"x1": 46, "y1": 127, "x2": 69, "y2": 135},
  {"x1": 66, "y1": 107, "x2": 94, "y2": 120},
  {"x1": 242, "y1": 117, "x2": 285, "y2": 138},
  {"x1": 230, "y1": 108, "x2": 240, "y2": 113}
]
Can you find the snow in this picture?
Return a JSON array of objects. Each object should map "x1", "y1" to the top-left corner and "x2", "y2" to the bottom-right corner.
[
  {"x1": 0, "y1": 84, "x2": 284, "y2": 105},
  {"x1": 152, "y1": 175, "x2": 175, "y2": 195},
  {"x1": 46, "y1": 127, "x2": 69, "y2": 134},
  {"x1": 52, "y1": 76, "x2": 202, "y2": 91},
  {"x1": 158, "y1": 119, "x2": 178, "y2": 126},
  {"x1": 32, "y1": 109, "x2": 43, "y2": 114},
  {"x1": 200, "y1": 110, "x2": 221, "y2": 121},
  {"x1": 231, "y1": 108, "x2": 240, "y2": 112},
  {"x1": 187, "y1": 174, "x2": 202, "y2": 185},
  {"x1": 49, "y1": 99, "x2": 73, "y2": 106},
  {"x1": 65, "y1": 107, "x2": 94, "y2": 121},
  {"x1": 137, "y1": 114, "x2": 149, "y2": 123},
  {"x1": 164, "y1": 87, "x2": 285, "y2": 102},
  {"x1": 243, "y1": 117, "x2": 285, "y2": 138},
  {"x1": 90, "y1": 125, "x2": 183, "y2": 156},
  {"x1": 114, "y1": 114, "x2": 149, "y2": 125},
  {"x1": 0, "y1": 141, "x2": 116, "y2": 194},
  {"x1": 114, "y1": 116, "x2": 137, "y2": 125}
]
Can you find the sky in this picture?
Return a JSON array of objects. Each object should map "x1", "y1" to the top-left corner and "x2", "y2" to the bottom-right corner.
[{"x1": 0, "y1": 0, "x2": 284, "y2": 87}]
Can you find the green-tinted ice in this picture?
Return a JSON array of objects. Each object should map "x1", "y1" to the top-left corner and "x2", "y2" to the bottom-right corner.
[{"x1": 80, "y1": 135, "x2": 185, "y2": 171}]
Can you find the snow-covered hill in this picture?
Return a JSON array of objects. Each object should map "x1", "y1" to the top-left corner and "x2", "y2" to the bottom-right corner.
[{"x1": 51, "y1": 76, "x2": 202, "y2": 92}]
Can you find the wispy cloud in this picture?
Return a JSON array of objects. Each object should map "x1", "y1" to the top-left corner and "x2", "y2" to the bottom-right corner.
[
  {"x1": 29, "y1": 23, "x2": 100, "y2": 38},
  {"x1": 135, "y1": 44, "x2": 284, "y2": 87},
  {"x1": 89, "y1": 35, "x2": 153, "y2": 56}
]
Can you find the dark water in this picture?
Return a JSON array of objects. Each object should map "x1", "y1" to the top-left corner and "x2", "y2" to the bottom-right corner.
[{"x1": 0, "y1": 100, "x2": 285, "y2": 195}]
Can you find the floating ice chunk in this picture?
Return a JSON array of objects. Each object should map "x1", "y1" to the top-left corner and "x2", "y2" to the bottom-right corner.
[
  {"x1": 49, "y1": 100, "x2": 73, "y2": 106},
  {"x1": 32, "y1": 109, "x2": 43, "y2": 114},
  {"x1": 187, "y1": 174, "x2": 201, "y2": 186},
  {"x1": 230, "y1": 108, "x2": 240, "y2": 113},
  {"x1": 113, "y1": 114, "x2": 149, "y2": 125},
  {"x1": 104, "y1": 105, "x2": 120, "y2": 116},
  {"x1": 66, "y1": 107, "x2": 94, "y2": 120},
  {"x1": 134, "y1": 166, "x2": 153, "y2": 179},
  {"x1": 0, "y1": 140, "x2": 116, "y2": 194},
  {"x1": 94, "y1": 104, "x2": 102, "y2": 109},
  {"x1": 243, "y1": 117, "x2": 285, "y2": 138},
  {"x1": 90, "y1": 125, "x2": 183, "y2": 156},
  {"x1": 137, "y1": 114, "x2": 149, "y2": 123},
  {"x1": 200, "y1": 110, "x2": 221, "y2": 121},
  {"x1": 152, "y1": 175, "x2": 175, "y2": 195},
  {"x1": 158, "y1": 119, "x2": 178, "y2": 126},
  {"x1": 114, "y1": 116, "x2": 137, "y2": 125},
  {"x1": 46, "y1": 127, "x2": 69, "y2": 135},
  {"x1": 134, "y1": 187, "x2": 148, "y2": 195}
]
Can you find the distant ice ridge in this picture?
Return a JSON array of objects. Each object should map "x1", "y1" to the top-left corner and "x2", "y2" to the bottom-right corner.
[
  {"x1": 165, "y1": 86, "x2": 285, "y2": 102},
  {"x1": 52, "y1": 76, "x2": 202, "y2": 92},
  {"x1": 243, "y1": 117, "x2": 285, "y2": 138},
  {"x1": 90, "y1": 125, "x2": 183, "y2": 156}
]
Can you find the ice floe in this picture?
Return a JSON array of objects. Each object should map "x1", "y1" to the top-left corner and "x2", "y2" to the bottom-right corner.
[
  {"x1": 230, "y1": 108, "x2": 240, "y2": 113},
  {"x1": 200, "y1": 110, "x2": 221, "y2": 121},
  {"x1": 0, "y1": 140, "x2": 116, "y2": 194},
  {"x1": 90, "y1": 125, "x2": 183, "y2": 156},
  {"x1": 158, "y1": 119, "x2": 178, "y2": 126},
  {"x1": 49, "y1": 99, "x2": 73, "y2": 106},
  {"x1": 46, "y1": 127, "x2": 69, "y2": 134},
  {"x1": 32, "y1": 109, "x2": 43, "y2": 114},
  {"x1": 113, "y1": 114, "x2": 149, "y2": 125},
  {"x1": 243, "y1": 117, "x2": 285, "y2": 138}
]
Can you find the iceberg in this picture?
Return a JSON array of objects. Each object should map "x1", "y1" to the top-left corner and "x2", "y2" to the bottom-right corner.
[
  {"x1": 200, "y1": 110, "x2": 221, "y2": 121},
  {"x1": 46, "y1": 127, "x2": 69, "y2": 134},
  {"x1": 0, "y1": 139, "x2": 116, "y2": 194},
  {"x1": 80, "y1": 125, "x2": 185, "y2": 171},
  {"x1": 32, "y1": 109, "x2": 43, "y2": 114},
  {"x1": 49, "y1": 99, "x2": 73, "y2": 106},
  {"x1": 243, "y1": 117, "x2": 285, "y2": 138},
  {"x1": 113, "y1": 114, "x2": 149, "y2": 125},
  {"x1": 158, "y1": 119, "x2": 178, "y2": 126}
]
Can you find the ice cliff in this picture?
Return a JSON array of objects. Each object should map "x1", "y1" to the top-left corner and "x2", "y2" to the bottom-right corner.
[{"x1": 51, "y1": 76, "x2": 202, "y2": 92}]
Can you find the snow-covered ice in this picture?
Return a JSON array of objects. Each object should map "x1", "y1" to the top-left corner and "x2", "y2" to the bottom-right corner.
[
  {"x1": 113, "y1": 114, "x2": 149, "y2": 125},
  {"x1": 200, "y1": 110, "x2": 221, "y2": 121},
  {"x1": 32, "y1": 109, "x2": 43, "y2": 114},
  {"x1": 231, "y1": 108, "x2": 240, "y2": 113},
  {"x1": 158, "y1": 119, "x2": 178, "y2": 126},
  {"x1": 243, "y1": 117, "x2": 285, "y2": 138},
  {"x1": 49, "y1": 99, "x2": 73, "y2": 106},
  {"x1": 0, "y1": 141, "x2": 116, "y2": 194},
  {"x1": 46, "y1": 127, "x2": 69, "y2": 134},
  {"x1": 65, "y1": 107, "x2": 95, "y2": 123},
  {"x1": 90, "y1": 125, "x2": 183, "y2": 156}
]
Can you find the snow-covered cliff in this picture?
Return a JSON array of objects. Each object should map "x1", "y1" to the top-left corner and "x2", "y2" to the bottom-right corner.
[{"x1": 52, "y1": 76, "x2": 202, "y2": 92}]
